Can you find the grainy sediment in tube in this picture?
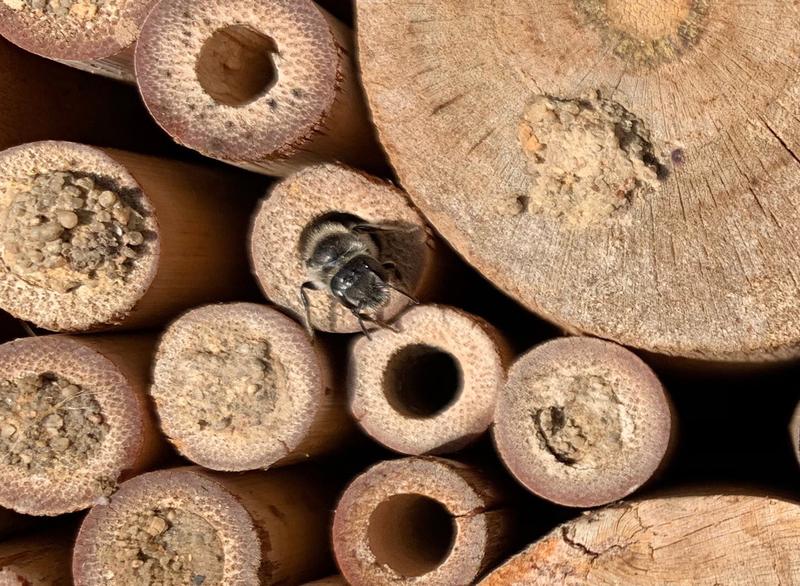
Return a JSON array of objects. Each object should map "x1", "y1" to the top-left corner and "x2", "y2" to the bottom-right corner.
[{"x1": 0, "y1": 142, "x2": 158, "y2": 331}]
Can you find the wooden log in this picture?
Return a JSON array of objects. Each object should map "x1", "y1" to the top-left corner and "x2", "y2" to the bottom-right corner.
[
  {"x1": 0, "y1": 37, "x2": 171, "y2": 153},
  {"x1": 0, "y1": 140, "x2": 259, "y2": 332},
  {"x1": 0, "y1": 334, "x2": 163, "y2": 516},
  {"x1": 493, "y1": 337, "x2": 674, "y2": 508},
  {"x1": 349, "y1": 304, "x2": 510, "y2": 455},
  {"x1": 0, "y1": 0, "x2": 155, "y2": 82},
  {"x1": 250, "y1": 164, "x2": 439, "y2": 333},
  {"x1": 0, "y1": 529, "x2": 73, "y2": 585},
  {"x1": 135, "y1": 0, "x2": 381, "y2": 175},
  {"x1": 480, "y1": 493, "x2": 800, "y2": 585},
  {"x1": 333, "y1": 457, "x2": 517, "y2": 586},
  {"x1": 73, "y1": 465, "x2": 339, "y2": 585},
  {"x1": 356, "y1": 0, "x2": 800, "y2": 363},
  {"x1": 150, "y1": 302, "x2": 354, "y2": 471}
]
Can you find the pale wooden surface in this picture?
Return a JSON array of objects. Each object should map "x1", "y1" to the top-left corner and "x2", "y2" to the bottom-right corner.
[{"x1": 357, "y1": 0, "x2": 800, "y2": 362}]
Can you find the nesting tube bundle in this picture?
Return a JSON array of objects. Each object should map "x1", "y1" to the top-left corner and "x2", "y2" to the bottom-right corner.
[
  {"x1": 250, "y1": 164, "x2": 438, "y2": 333},
  {"x1": 73, "y1": 466, "x2": 338, "y2": 585},
  {"x1": 333, "y1": 457, "x2": 516, "y2": 586},
  {"x1": 0, "y1": 335, "x2": 162, "y2": 516},
  {"x1": 494, "y1": 337, "x2": 674, "y2": 508},
  {"x1": 349, "y1": 304, "x2": 510, "y2": 455},
  {"x1": 135, "y1": 0, "x2": 380, "y2": 175},
  {"x1": 150, "y1": 302, "x2": 353, "y2": 471},
  {"x1": 0, "y1": 529, "x2": 73, "y2": 585},
  {"x1": 0, "y1": 141, "x2": 255, "y2": 332},
  {"x1": 0, "y1": 0, "x2": 155, "y2": 82}
]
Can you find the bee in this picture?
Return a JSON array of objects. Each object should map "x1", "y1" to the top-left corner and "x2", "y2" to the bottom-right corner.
[{"x1": 299, "y1": 216, "x2": 418, "y2": 337}]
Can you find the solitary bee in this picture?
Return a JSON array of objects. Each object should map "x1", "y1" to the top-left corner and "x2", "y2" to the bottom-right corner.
[{"x1": 299, "y1": 216, "x2": 417, "y2": 337}]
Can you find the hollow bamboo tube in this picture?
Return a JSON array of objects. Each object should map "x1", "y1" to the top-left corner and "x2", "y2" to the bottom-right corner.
[
  {"x1": 493, "y1": 337, "x2": 674, "y2": 508},
  {"x1": 333, "y1": 457, "x2": 516, "y2": 586},
  {"x1": 0, "y1": 529, "x2": 73, "y2": 585},
  {"x1": 0, "y1": 37, "x2": 171, "y2": 153},
  {"x1": 135, "y1": 0, "x2": 381, "y2": 175},
  {"x1": 349, "y1": 304, "x2": 510, "y2": 455},
  {"x1": 0, "y1": 140, "x2": 259, "y2": 332},
  {"x1": 0, "y1": 334, "x2": 163, "y2": 516},
  {"x1": 250, "y1": 164, "x2": 440, "y2": 333},
  {"x1": 0, "y1": 0, "x2": 155, "y2": 83},
  {"x1": 73, "y1": 465, "x2": 339, "y2": 585},
  {"x1": 150, "y1": 302, "x2": 354, "y2": 471},
  {"x1": 481, "y1": 492, "x2": 800, "y2": 585}
]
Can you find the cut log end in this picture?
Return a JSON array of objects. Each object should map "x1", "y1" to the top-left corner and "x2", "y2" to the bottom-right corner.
[
  {"x1": 333, "y1": 457, "x2": 513, "y2": 586},
  {"x1": 0, "y1": 0, "x2": 153, "y2": 63},
  {"x1": 72, "y1": 468, "x2": 261, "y2": 586},
  {"x1": 135, "y1": 0, "x2": 377, "y2": 175},
  {"x1": 494, "y1": 337, "x2": 673, "y2": 507},
  {"x1": 0, "y1": 335, "x2": 151, "y2": 516},
  {"x1": 151, "y1": 302, "x2": 334, "y2": 471},
  {"x1": 480, "y1": 493, "x2": 800, "y2": 585},
  {"x1": 349, "y1": 304, "x2": 509, "y2": 455},
  {"x1": 250, "y1": 164, "x2": 437, "y2": 333},
  {"x1": 0, "y1": 141, "x2": 159, "y2": 332}
]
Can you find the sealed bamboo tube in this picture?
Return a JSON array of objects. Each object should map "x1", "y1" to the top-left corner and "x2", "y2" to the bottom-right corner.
[
  {"x1": 333, "y1": 457, "x2": 516, "y2": 586},
  {"x1": 0, "y1": 334, "x2": 163, "y2": 516},
  {"x1": 481, "y1": 493, "x2": 800, "y2": 585},
  {"x1": 150, "y1": 302, "x2": 354, "y2": 471},
  {"x1": 349, "y1": 304, "x2": 509, "y2": 455},
  {"x1": 0, "y1": 0, "x2": 154, "y2": 82},
  {"x1": 494, "y1": 337, "x2": 674, "y2": 508},
  {"x1": 0, "y1": 141, "x2": 257, "y2": 332},
  {"x1": 135, "y1": 0, "x2": 381, "y2": 175},
  {"x1": 0, "y1": 529, "x2": 73, "y2": 585},
  {"x1": 73, "y1": 465, "x2": 338, "y2": 585},
  {"x1": 250, "y1": 164, "x2": 438, "y2": 333}
]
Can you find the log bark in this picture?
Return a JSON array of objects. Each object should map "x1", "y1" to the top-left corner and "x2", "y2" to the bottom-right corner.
[
  {"x1": 480, "y1": 493, "x2": 800, "y2": 585},
  {"x1": 150, "y1": 302, "x2": 355, "y2": 471},
  {"x1": 333, "y1": 457, "x2": 517, "y2": 586},
  {"x1": 0, "y1": 529, "x2": 73, "y2": 585},
  {"x1": 135, "y1": 0, "x2": 382, "y2": 175},
  {"x1": 356, "y1": 0, "x2": 800, "y2": 363},
  {"x1": 349, "y1": 304, "x2": 511, "y2": 455},
  {"x1": 0, "y1": 141, "x2": 260, "y2": 332},
  {"x1": 493, "y1": 337, "x2": 674, "y2": 507},
  {"x1": 73, "y1": 465, "x2": 340, "y2": 585},
  {"x1": 0, "y1": 334, "x2": 164, "y2": 516},
  {"x1": 250, "y1": 164, "x2": 440, "y2": 333}
]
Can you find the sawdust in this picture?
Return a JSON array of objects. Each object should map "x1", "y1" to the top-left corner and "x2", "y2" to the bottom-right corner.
[
  {"x1": 2, "y1": 0, "x2": 112, "y2": 20},
  {"x1": 95, "y1": 505, "x2": 224, "y2": 586},
  {"x1": 518, "y1": 93, "x2": 668, "y2": 227},
  {"x1": 0, "y1": 171, "x2": 150, "y2": 294},
  {"x1": 0, "y1": 372, "x2": 108, "y2": 474}
]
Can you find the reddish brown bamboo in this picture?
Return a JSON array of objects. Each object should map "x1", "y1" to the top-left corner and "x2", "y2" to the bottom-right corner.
[
  {"x1": 0, "y1": 529, "x2": 73, "y2": 585},
  {"x1": 333, "y1": 457, "x2": 516, "y2": 586},
  {"x1": 493, "y1": 336, "x2": 674, "y2": 508},
  {"x1": 135, "y1": 0, "x2": 381, "y2": 175},
  {"x1": 74, "y1": 465, "x2": 339, "y2": 585},
  {"x1": 0, "y1": 334, "x2": 163, "y2": 516},
  {"x1": 150, "y1": 302, "x2": 354, "y2": 471},
  {"x1": 0, "y1": 141, "x2": 259, "y2": 332}
]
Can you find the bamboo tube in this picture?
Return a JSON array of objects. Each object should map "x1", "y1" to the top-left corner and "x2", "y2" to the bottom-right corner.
[
  {"x1": 0, "y1": 0, "x2": 155, "y2": 82},
  {"x1": 0, "y1": 140, "x2": 259, "y2": 332},
  {"x1": 357, "y1": 1, "x2": 800, "y2": 362},
  {"x1": 250, "y1": 164, "x2": 439, "y2": 333},
  {"x1": 0, "y1": 334, "x2": 163, "y2": 516},
  {"x1": 789, "y1": 400, "x2": 800, "y2": 471},
  {"x1": 135, "y1": 0, "x2": 381, "y2": 176},
  {"x1": 0, "y1": 529, "x2": 73, "y2": 585},
  {"x1": 150, "y1": 302, "x2": 354, "y2": 471},
  {"x1": 0, "y1": 37, "x2": 171, "y2": 153},
  {"x1": 73, "y1": 465, "x2": 338, "y2": 585},
  {"x1": 333, "y1": 457, "x2": 516, "y2": 586},
  {"x1": 493, "y1": 337, "x2": 674, "y2": 508},
  {"x1": 480, "y1": 493, "x2": 800, "y2": 585},
  {"x1": 349, "y1": 304, "x2": 510, "y2": 455}
]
